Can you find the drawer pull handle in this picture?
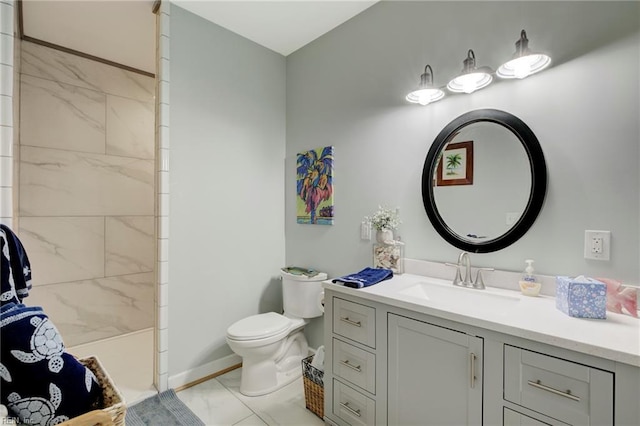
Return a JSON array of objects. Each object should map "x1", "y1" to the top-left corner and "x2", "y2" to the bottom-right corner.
[
  {"x1": 527, "y1": 380, "x2": 580, "y2": 402},
  {"x1": 340, "y1": 401, "x2": 362, "y2": 417},
  {"x1": 340, "y1": 359, "x2": 362, "y2": 372},
  {"x1": 340, "y1": 317, "x2": 362, "y2": 327}
]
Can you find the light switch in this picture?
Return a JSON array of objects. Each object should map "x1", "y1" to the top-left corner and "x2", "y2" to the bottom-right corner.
[{"x1": 361, "y1": 222, "x2": 371, "y2": 240}]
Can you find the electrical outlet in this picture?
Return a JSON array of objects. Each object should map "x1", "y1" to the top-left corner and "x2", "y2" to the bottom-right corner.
[{"x1": 584, "y1": 230, "x2": 611, "y2": 260}]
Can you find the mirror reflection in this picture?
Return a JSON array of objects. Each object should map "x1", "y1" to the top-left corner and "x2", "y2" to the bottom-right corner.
[{"x1": 433, "y1": 122, "x2": 531, "y2": 242}]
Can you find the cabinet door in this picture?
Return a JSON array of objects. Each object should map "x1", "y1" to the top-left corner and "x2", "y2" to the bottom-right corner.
[{"x1": 388, "y1": 314, "x2": 483, "y2": 426}]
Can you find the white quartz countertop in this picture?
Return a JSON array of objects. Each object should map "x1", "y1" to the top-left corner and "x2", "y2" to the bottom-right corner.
[{"x1": 323, "y1": 273, "x2": 640, "y2": 367}]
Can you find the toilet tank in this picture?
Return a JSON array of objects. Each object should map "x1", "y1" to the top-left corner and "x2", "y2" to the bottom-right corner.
[{"x1": 281, "y1": 270, "x2": 328, "y2": 319}]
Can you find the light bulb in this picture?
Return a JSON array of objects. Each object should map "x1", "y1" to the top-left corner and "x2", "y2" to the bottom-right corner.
[
  {"x1": 510, "y1": 56, "x2": 536, "y2": 79},
  {"x1": 418, "y1": 93, "x2": 431, "y2": 106},
  {"x1": 514, "y1": 65, "x2": 531, "y2": 79},
  {"x1": 448, "y1": 72, "x2": 492, "y2": 94},
  {"x1": 463, "y1": 78, "x2": 477, "y2": 94},
  {"x1": 406, "y1": 88, "x2": 444, "y2": 105}
]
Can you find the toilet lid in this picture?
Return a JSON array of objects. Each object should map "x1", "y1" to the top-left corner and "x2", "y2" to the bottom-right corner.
[{"x1": 227, "y1": 312, "x2": 291, "y2": 341}]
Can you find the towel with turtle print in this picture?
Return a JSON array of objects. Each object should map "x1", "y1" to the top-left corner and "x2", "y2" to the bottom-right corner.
[
  {"x1": 1, "y1": 224, "x2": 33, "y2": 306},
  {"x1": 0, "y1": 303, "x2": 102, "y2": 425}
]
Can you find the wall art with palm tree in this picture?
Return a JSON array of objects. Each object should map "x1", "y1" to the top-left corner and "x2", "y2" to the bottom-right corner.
[
  {"x1": 296, "y1": 146, "x2": 334, "y2": 225},
  {"x1": 436, "y1": 141, "x2": 474, "y2": 186}
]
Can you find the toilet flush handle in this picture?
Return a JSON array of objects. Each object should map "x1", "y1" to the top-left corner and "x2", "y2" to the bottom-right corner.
[{"x1": 317, "y1": 290, "x2": 325, "y2": 314}]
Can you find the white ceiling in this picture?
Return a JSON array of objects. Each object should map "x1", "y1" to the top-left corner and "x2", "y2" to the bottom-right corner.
[
  {"x1": 21, "y1": 0, "x2": 378, "y2": 74},
  {"x1": 174, "y1": 1, "x2": 378, "y2": 56}
]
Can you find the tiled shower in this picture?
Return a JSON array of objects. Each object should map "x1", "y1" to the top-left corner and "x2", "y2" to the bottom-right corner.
[{"x1": 16, "y1": 41, "x2": 156, "y2": 348}]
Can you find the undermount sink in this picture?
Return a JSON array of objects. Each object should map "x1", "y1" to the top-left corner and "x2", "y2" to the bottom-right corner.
[{"x1": 398, "y1": 281, "x2": 520, "y2": 314}]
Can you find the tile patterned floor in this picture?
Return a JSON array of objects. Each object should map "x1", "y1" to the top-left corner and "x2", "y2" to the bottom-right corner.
[
  {"x1": 70, "y1": 330, "x2": 323, "y2": 425},
  {"x1": 178, "y1": 368, "x2": 325, "y2": 426}
]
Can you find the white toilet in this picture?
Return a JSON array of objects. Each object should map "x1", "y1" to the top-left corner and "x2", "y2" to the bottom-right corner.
[{"x1": 226, "y1": 269, "x2": 327, "y2": 396}]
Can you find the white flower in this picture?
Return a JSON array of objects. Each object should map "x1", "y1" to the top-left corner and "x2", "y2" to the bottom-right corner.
[{"x1": 365, "y1": 205, "x2": 401, "y2": 231}]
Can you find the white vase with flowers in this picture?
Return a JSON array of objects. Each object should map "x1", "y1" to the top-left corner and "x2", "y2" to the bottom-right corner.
[{"x1": 365, "y1": 205, "x2": 401, "y2": 244}]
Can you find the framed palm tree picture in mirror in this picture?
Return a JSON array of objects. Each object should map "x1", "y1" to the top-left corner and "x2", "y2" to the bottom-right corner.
[
  {"x1": 436, "y1": 141, "x2": 473, "y2": 186},
  {"x1": 296, "y1": 146, "x2": 334, "y2": 225}
]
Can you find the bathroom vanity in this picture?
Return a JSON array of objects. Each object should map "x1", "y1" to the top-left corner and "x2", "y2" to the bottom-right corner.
[
  {"x1": 319, "y1": 107, "x2": 638, "y2": 425},
  {"x1": 322, "y1": 271, "x2": 640, "y2": 426}
]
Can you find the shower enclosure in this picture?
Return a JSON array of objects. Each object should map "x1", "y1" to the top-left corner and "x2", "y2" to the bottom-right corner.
[
  {"x1": 12, "y1": 40, "x2": 156, "y2": 401},
  {"x1": 17, "y1": 40, "x2": 156, "y2": 348}
]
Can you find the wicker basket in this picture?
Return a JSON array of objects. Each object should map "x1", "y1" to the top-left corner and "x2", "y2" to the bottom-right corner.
[
  {"x1": 76, "y1": 356, "x2": 126, "y2": 426},
  {"x1": 302, "y1": 355, "x2": 324, "y2": 419}
]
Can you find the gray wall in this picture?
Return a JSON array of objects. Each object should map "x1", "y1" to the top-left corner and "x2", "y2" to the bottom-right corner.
[
  {"x1": 169, "y1": 6, "x2": 286, "y2": 376},
  {"x1": 167, "y1": 1, "x2": 639, "y2": 371},
  {"x1": 286, "y1": 2, "x2": 639, "y2": 347}
]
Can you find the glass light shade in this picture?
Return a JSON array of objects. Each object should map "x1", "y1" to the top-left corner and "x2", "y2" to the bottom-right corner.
[
  {"x1": 497, "y1": 53, "x2": 551, "y2": 79},
  {"x1": 447, "y1": 50, "x2": 493, "y2": 94},
  {"x1": 406, "y1": 88, "x2": 445, "y2": 105},
  {"x1": 497, "y1": 30, "x2": 551, "y2": 79},
  {"x1": 406, "y1": 64, "x2": 445, "y2": 105},
  {"x1": 447, "y1": 71, "x2": 493, "y2": 94}
]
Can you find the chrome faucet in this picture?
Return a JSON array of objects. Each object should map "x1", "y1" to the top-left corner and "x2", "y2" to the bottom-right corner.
[
  {"x1": 457, "y1": 252, "x2": 472, "y2": 286},
  {"x1": 446, "y1": 252, "x2": 494, "y2": 290}
]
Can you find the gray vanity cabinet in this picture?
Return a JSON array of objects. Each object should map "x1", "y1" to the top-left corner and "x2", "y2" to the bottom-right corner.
[
  {"x1": 328, "y1": 297, "x2": 379, "y2": 426},
  {"x1": 324, "y1": 291, "x2": 484, "y2": 426},
  {"x1": 387, "y1": 314, "x2": 483, "y2": 425},
  {"x1": 323, "y1": 288, "x2": 637, "y2": 426}
]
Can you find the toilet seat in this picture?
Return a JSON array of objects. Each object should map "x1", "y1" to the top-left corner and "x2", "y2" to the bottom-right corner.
[{"x1": 227, "y1": 312, "x2": 291, "y2": 341}]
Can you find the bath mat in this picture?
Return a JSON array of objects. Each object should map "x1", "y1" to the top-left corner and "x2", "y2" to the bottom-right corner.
[{"x1": 125, "y1": 389, "x2": 205, "y2": 426}]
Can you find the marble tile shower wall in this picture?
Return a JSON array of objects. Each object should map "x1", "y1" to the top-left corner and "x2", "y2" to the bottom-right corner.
[{"x1": 17, "y1": 41, "x2": 155, "y2": 347}]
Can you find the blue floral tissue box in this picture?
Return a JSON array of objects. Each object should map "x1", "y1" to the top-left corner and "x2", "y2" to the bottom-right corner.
[{"x1": 556, "y1": 276, "x2": 607, "y2": 319}]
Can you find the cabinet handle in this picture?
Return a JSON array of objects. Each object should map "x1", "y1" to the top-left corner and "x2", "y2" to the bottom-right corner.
[
  {"x1": 470, "y1": 352, "x2": 477, "y2": 389},
  {"x1": 340, "y1": 317, "x2": 362, "y2": 327},
  {"x1": 340, "y1": 359, "x2": 362, "y2": 372},
  {"x1": 527, "y1": 380, "x2": 580, "y2": 402},
  {"x1": 340, "y1": 401, "x2": 362, "y2": 417}
]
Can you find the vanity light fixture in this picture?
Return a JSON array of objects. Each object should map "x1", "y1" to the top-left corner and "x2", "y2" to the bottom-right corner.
[
  {"x1": 406, "y1": 65, "x2": 445, "y2": 105},
  {"x1": 497, "y1": 30, "x2": 551, "y2": 79},
  {"x1": 447, "y1": 49, "x2": 493, "y2": 94}
]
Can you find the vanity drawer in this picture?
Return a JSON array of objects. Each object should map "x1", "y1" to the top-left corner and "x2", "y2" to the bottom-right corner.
[
  {"x1": 333, "y1": 338, "x2": 375, "y2": 394},
  {"x1": 504, "y1": 345, "x2": 613, "y2": 425},
  {"x1": 333, "y1": 379, "x2": 376, "y2": 426},
  {"x1": 503, "y1": 407, "x2": 558, "y2": 426},
  {"x1": 333, "y1": 298, "x2": 376, "y2": 348}
]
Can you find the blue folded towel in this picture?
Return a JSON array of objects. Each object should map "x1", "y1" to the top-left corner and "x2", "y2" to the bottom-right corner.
[
  {"x1": 0, "y1": 303, "x2": 102, "y2": 425},
  {"x1": 332, "y1": 267, "x2": 393, "y2": 289}
]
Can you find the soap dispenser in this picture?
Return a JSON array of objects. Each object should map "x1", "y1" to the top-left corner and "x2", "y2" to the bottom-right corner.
[{"x1": 519, "y1": 259, "x2": 541, "y2": 296}]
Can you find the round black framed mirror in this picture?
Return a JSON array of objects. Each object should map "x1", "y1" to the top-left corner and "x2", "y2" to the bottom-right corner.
[{"x1": 421, "y1": 109, "x2": 547, "y2": 253}]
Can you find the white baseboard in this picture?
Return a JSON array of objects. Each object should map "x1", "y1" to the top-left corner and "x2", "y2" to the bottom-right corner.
[
  {"x1": 168, "y1": 353, "x2": 242, "y2": 389},
  {"x1": 168, "y1": 347, "x2": 320, "y2": 390}
]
